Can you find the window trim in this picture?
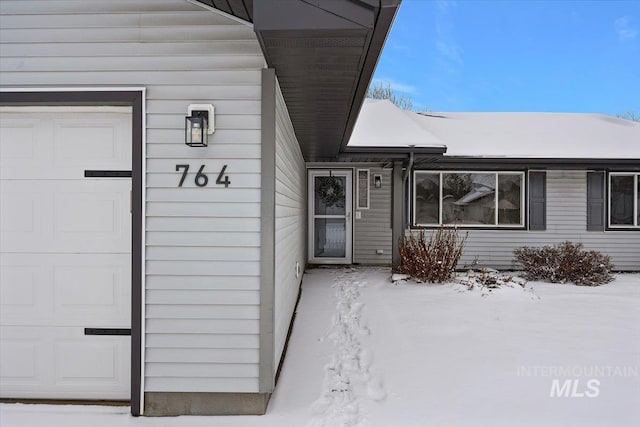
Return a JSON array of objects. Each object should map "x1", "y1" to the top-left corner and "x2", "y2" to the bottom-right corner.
[
  {"x1": 608, "y1": 172, "x2": 640, "y2": 229},
  {"x1": 356, "y1": 168, "x2": 370, "y2": 210},
  {"x1": 412, "y1": 170, "x2": 526, "y2": 228}
]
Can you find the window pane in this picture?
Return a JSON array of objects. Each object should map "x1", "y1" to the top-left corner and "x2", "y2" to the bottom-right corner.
[
  {"x1": 610, "y1": 175, "x2": 634, "y2": 225},
  {"x1": 357, "y1": 170, "x2": 369, "y2": 209},
  {"x1": 314, "y1": 176, "x2": 346, "y2": 215},
  {"x1": 443, "y1": 173, "x2": 495, "y2": 225},
  {"x1": 637, "y1": 177, "x2": 639, "y2": 226},
  {"x1": 414, "y1": 173, "x2": 440, "y2": 224},
  {"x1": 314, "y1": 218, "x2": 346, "y2": 258},
  {"x1": 498, "y1": 174, "x2": 522, "y2": 225}
]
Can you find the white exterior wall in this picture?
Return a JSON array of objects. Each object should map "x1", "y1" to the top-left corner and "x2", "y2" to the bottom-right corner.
[
  {"x1": 273, "y1": 84, "x2": 306, "y2": 370},
  {"x1": 411, "y1": 170, "x2": 640, "y2": 271},
  {"x1": 1, "y1": 0, "x2": 266, "y2": 393}
]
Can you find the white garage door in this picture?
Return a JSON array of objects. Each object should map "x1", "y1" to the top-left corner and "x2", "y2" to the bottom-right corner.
[{"x1": 0, "y1": 107, "x2": 132, "y2": 400}]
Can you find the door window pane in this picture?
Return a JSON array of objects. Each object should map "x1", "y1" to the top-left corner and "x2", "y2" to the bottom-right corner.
[
  {"x1": 314, "y1": 218, "x2": 346, "y2": 258},
  {"x1": 610, "y1": 175, "x2": 634, "y2": 225},
  {"x1": 314, "y1": 176, "x2": 346, "y2": 215},
  {"x1": 498, "y1": 174, "x2": 523, "y2": 225},
  {"x1": 414, "y1": 173, "x2": 440, "y2": 224},
  {"x1": 442, "y1": 173, "x2": 495, "y2": 225}
]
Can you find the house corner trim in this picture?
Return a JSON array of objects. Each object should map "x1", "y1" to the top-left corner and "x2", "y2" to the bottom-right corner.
[{"x1": 259, "y1": 68, "x2": 277, "y2": 392}]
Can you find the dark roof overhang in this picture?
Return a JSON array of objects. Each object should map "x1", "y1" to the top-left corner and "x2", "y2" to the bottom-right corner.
[
  {"x1": 339, "y1": 145, "x2": 446, "y2": 162},
  {"x1": 414, "y1": 156, "x2": 640, "y2": 171},
  {"x1": 196, "y1": 0, "x2": 401, "y2": 161}
]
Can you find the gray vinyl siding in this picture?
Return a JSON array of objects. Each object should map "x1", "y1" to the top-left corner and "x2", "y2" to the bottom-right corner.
[
  {"x1": 410, "y1": 170, "x2": 640, "y2": 271},
  {"x1": 354, "y1": 167, "x2": 393, "y2": 265},
  {"x1": 1, "y1": 0, "x2": 266, "y2": 393},
  {"x1": 273, "y1": 83, "x2": 305, "y2": 371}
]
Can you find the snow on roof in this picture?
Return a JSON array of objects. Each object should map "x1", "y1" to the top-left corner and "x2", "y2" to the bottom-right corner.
[
  {"x1": 347, "y1": 99, "x2": 445, "y2": 150},
  {"x1": 348, "y1": 100, "x2": 640, "y2": 159}
]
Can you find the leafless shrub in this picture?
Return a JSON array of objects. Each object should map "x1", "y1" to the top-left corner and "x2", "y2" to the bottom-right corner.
[
  {"x1": 394, "y1": 227, "x2": 467, "y2": 283},
  {"x1": 514, "y1": 241, "x2": 614, "y2": 286}
]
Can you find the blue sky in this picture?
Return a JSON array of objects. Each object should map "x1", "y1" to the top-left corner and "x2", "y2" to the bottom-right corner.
[{"x1": 372, "y1": 0, "x2": 640, "y2": 115}]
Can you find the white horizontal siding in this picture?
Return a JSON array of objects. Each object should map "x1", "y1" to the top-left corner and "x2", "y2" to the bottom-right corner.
[
  {"x1": 355, "y1": 167, "x2": 393, "y2": 264},
  {"x1": 410, "y1": 171, "x2": 640, "y2": 271},
  {"x1": 145, "y1": 334, "x2": 259, "y2": 348},
  {"x1": 146, "y1": 364, "x2": 259, "y2": 377},
  {"x1": 146, "y1": 319, "x2": 258, "y2": 334},
  {"x1": 273, "y1": 83, "x2": 306, "y2": 372},
  {"x1": 0, "y1": 0, "x2": 266, "y2": 393},
  {"x1": 144, "y1": 377, "x2": 257, "y2": 393}
]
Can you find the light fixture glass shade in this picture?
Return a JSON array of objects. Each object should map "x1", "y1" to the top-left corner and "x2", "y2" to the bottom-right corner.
[{"x1": 185, "y1": 113, "x2": 208, "y2": 147}]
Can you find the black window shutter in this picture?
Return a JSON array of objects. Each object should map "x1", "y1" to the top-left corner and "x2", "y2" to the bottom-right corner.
[
  {"x1": 587, "y1": 171, "x2": 605, "y2": 231},
  {"x1": 529, "y1": 171, "x2": 546, "y2": 230}
]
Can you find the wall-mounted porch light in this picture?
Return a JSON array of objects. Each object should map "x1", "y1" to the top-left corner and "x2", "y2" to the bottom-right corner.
[
  {"x1": 373, "y1": 174, "x2": 382, "y2": 188},
  {"x1": 185, "y1": 104, "x2": 215, "y2": 147}
]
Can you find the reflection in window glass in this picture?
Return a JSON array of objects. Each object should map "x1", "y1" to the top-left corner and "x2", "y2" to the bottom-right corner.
[
  {"x1": 498, "y1": 174, "x2": 522, "y2": 225},
  {"x1": 442, "y1": 173, "x2": 495, "y2": 225},
  {"x1": 610, "y1": 175, "x2": 634, "y2": 225},
  {"x1": 414, "y1": 173, "x2": 440, "y2": 224}
]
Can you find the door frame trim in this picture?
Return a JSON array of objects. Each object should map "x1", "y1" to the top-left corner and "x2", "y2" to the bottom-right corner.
[
  {"x1": 0, "y1": 88, "x2": 146, "y2": 416},
  {"x1": 307, "y1": 168, "x2": 353, "y2": 264}
]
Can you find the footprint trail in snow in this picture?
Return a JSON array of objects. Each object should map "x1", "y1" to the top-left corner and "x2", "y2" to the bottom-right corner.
[{"x1": 308, "y1": 268, "x2": 386, "y2": 427}]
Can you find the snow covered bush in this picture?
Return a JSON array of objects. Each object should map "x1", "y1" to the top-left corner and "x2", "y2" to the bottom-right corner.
[
  {"x1": 395, "y1": 227, "x2": 467, "y2": 283},
  {"x1": 514, "y1": 241, "x2": 614, "y2": 286}
]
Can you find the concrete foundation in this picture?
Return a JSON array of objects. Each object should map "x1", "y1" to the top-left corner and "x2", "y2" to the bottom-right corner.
[{"x1": 144, "y1": 392, "x2": 271, "y2": 416}]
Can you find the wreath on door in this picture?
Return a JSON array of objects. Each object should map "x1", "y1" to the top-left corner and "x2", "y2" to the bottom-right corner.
[{"x1": 318, "y1": 176, "x2": 344, "y2": 207}]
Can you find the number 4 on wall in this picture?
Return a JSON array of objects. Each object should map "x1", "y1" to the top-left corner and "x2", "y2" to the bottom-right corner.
[
  {"x1": 215, "y1": 165, "x2": 231, "y2": 188},
  {"x1": 175, "y1": 164, "x2": 231, "y2": 188}
]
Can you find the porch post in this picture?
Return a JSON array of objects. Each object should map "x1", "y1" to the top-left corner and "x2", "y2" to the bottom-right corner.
[{"x1": 392, "y1": 160, "x2": 404, "y2": 266}]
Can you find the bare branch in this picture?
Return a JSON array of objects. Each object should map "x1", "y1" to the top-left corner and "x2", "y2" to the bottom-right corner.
[
  {"x1": 616, "y1": 111, "x2": 640, "y2": 122},
  {"x1": 366, "y1": 81, "x2": 414, "y2": 111}
]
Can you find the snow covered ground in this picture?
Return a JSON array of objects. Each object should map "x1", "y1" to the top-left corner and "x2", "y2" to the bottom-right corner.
[{"x1": 2, "y1": 268, "x2": 639, "y2": 427}]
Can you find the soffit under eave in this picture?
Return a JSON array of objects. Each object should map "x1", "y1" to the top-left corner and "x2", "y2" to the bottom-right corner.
[{"x1": 195, "y1": 0, "x2": 401, "y2": 162}]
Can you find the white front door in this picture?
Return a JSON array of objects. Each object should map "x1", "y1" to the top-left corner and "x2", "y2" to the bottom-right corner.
[
  {"x1": 0, "y1": 107, "x2": 132, "y2": 400},
  {"x1": 308, "y1": 170, "x2": 352, "y2": 264}
]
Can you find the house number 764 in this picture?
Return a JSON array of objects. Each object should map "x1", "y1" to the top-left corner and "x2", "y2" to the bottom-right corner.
[{"x1": 175, "y1": 164, "x2": 231, "y2": 188}]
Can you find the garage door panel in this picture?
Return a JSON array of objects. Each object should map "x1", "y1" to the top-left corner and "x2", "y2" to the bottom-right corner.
[
  {"x1": 1, "y1": 180, "x2": 130, "y2": 253},
  {"x1": 53, "y1": 118, "x2": 129, "y2": 167},
  {"x1": 0, "y1": 337, "x2": 39, "y2": 381},
  {"x1": 53, "y1": 262, "x2": 131, "y2": 326},
  {"x1": 0, "y1": 327, "x2": 130, "y2": 399},
  {"x1": 0, "y1": 260, "x2": 52, "y2": 323},
  {"x1": 0, "y1": 117, "x2": 46, "y2": 165},
  {"x1": 0, "y1": 190, "x2": 41, "y2": 234},
  {"x1": 1, "y1": 253, "x2": 130, "y2": 327},
  {"x1": 1, "y1": 111, "x2": 131, "y2": 180}
]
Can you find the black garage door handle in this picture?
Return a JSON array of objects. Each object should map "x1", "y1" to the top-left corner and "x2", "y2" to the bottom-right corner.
[
  {"x1": 84, "y1": 328, "x2": 131, "y2": 336},
  {"x1": 84, "y1": 170, "x2": 132, "y2": 178}
]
